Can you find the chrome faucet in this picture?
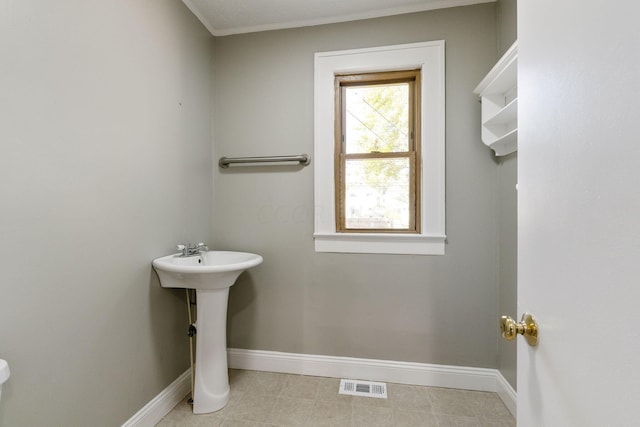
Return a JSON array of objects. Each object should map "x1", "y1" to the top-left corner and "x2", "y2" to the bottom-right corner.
[{"x1": 176, "y1": 242, "x2": 208, "y2": 257}]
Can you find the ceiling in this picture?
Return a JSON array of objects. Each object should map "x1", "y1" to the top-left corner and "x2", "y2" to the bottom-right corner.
[{"x1": 182, "y1": 0, "x2": 495, "y2": 36}]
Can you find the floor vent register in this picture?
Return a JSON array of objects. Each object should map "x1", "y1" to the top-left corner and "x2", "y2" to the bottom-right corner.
[{"x1": 338, "y1": 379, "x2": 388, "y2": 398}]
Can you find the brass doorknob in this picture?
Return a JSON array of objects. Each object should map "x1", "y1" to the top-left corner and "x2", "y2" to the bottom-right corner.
[{"x1": 500, "y1": 313, "x2": 538, "y2": 346}]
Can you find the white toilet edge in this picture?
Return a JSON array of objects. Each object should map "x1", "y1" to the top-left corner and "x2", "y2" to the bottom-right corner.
[{"x1": 0, "y1": 359, "x2": 10, "y2": 384}]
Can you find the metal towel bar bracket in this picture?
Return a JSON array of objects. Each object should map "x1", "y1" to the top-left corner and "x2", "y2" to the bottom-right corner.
[{"x1": 218, "y1": 154, "x2": 310, "y2": 168}]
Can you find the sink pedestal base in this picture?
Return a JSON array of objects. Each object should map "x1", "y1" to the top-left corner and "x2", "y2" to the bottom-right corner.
[
  {"x1": 152, "y1": 250, "x2": 263, "y2": 414},
  {"x1": 193, "y1": 287, "x2": 231, "y2": 414}
]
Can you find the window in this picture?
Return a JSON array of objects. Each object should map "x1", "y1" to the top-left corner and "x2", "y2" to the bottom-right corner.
[
  {"x1": 335, "y1": 70, "x2": 421, "y2": 233},
  {"x1": 314, "y1": 41, "x2": 446, "y2": 255}
]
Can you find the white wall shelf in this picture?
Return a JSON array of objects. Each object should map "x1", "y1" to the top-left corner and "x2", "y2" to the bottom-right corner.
[
  {"x1": 474, "y1": 41, "x2": 518, "y2": 156},
  {"x1": 484, "y1": 98, "x2": 517, "y2": 127}
]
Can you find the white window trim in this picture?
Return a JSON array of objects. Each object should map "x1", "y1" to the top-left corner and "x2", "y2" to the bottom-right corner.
[{"x1": 313, "y1": 41, "x2": 446, "y2": 255}]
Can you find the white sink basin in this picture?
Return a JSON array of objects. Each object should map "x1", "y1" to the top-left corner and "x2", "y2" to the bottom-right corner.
[
  {"x1": 152, "y1": 251, "x2": 263, "y2": 290},
  {"x1": 152, "y1": 250, "x2": 262, "y2": 414}
]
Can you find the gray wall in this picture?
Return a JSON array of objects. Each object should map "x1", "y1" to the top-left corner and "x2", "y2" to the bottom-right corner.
[
  {"x1": 0, "y1": 1, "x2": 212, "y2": 425},
  {"x1": 496, "y1": 155, "x2": 518, "y2": 388},
  {"x1": 496, "y1": 0, "x2": 517, "y2": 55},
  {"x1": 214, "y1": 4, "x2": 501, "y2": 368},
  {"x1": 495, "y1": 0, "x2": 518, "y2": 390}
]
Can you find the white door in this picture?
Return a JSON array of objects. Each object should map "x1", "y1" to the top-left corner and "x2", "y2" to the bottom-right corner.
[{"x1": 517, "y1": 1, "x2": 640, "y2": 426}]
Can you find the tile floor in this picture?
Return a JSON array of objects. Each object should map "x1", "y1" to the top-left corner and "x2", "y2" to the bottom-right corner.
[{"x1": 157, "y1": 369, "x2": 515, "y2": 427}]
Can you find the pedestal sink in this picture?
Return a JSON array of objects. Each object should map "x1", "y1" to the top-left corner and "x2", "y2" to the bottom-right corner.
[{"x1": 152, "y1": 250, "x2": 262, "y2": 414}]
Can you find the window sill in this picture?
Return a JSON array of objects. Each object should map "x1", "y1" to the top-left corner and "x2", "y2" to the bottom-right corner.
[{"x1": 313, "y1": 233, "x2": 446, "y2": 255}]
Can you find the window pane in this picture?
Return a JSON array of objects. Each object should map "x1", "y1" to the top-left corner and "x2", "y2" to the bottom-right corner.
[
  {"x1": 344, "y1": 157, "x2": 410, "y2": 229},
  {"x1": 344, "y1": 83, "x2": 409, "y2": 154}
]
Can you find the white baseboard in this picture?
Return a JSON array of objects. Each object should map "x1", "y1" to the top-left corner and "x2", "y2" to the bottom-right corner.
[
  {"x1": 494, "y1": 370, "x2": 517, "y2": 416},
  {"x1": 123, "y1": 348, "x2": 517, "y2": 426},
  {"x1": 227, "y1": 348, "x2": 516, "y2": 417},
  {"x1": 121, "y1": 369, "x2": 191, "y2": 427}
]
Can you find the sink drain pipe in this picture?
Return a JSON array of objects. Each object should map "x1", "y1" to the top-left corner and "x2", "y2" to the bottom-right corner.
[{"x1": 185, "y1": 288, "x2": 197, "y2": 404}]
